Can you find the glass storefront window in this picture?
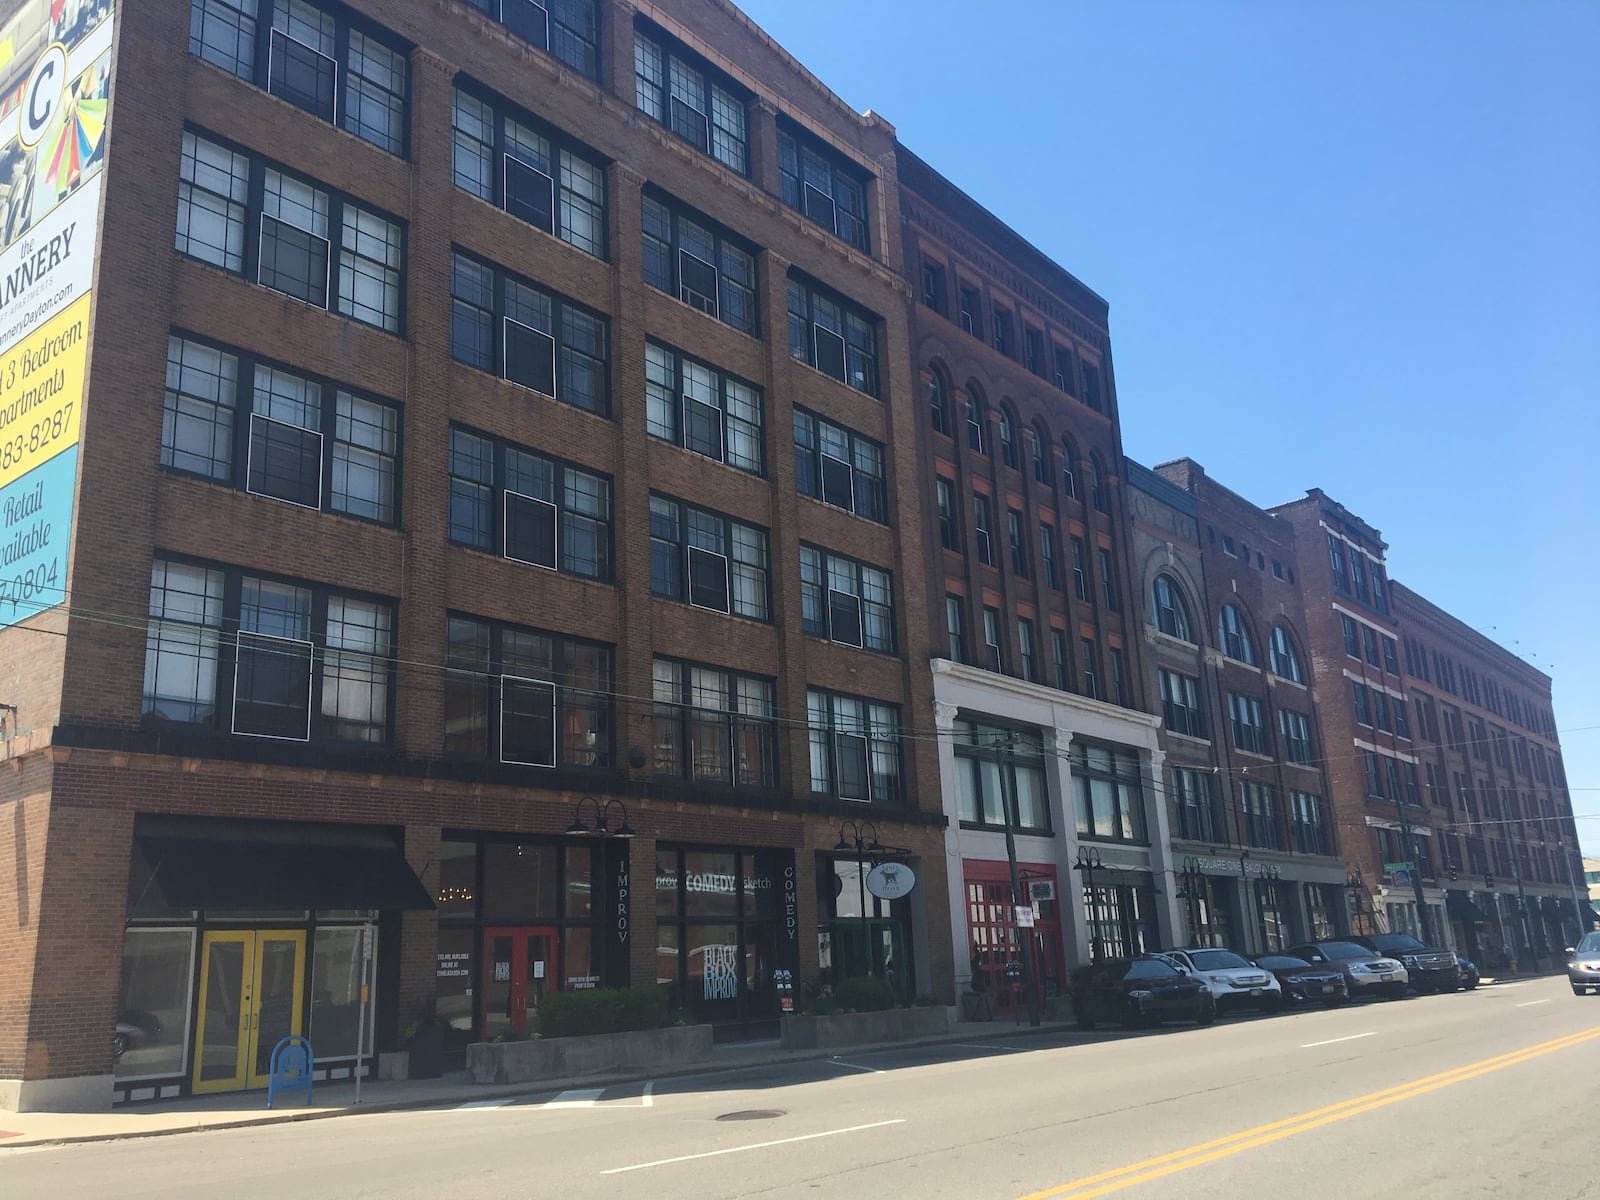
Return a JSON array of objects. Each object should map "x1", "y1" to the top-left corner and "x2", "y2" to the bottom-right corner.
[
  {"x1": 655, "y1": 849, "x2": 681, "y2": 918},
  {"x1": 435, "y1": 925, "x2": 475, "y2": 1048},
  {"x1": 564, "y1": 925, "x2": 598, "y2": 990},
  {"x1": 115, "y1": 929, "x2": 195, "y2": 1080},
  {"x1": 683, "y1": 850, "x2": 739, "y2": 919},
  {"x1": 565, "y1": 844, "x2": 594, "y2": 918},
  {"x1": 657, "y1": 923, "x2": 682, "y2": 994},
  {"x1": 687, "y1": 923, "x2": 741, "y2": 1003},
  {"x1": 308, "y1": 927, "x2": 374, "y2": 1059},
  {"x1": 482, "y1": 841, "x2": 558, "y2": 920},
  {"x1": 437, "y1": 839, "x2": 478, "y2": 917}
]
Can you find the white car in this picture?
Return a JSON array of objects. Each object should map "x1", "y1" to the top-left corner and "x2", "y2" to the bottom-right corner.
[{"x1": 1155, "y1": 948, "x2": 1284, "y2": 1014}]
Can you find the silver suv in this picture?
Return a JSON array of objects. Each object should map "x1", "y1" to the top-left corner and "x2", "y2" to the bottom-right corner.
[
  {"x1": 1567, "y1": 931, "x2": 1600, "y2": 995},
  {"x1": 1154, "y1": 948, "x2": 1284, "y2": 1014}
]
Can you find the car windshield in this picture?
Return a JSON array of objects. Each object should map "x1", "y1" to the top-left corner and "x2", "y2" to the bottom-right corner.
[
  {"x1": 1315, "y1": 942, "x2": 1372, "y2": 960},
  {"x1": 1367, "y1": 934, "x2": 1426, "y2": 952},
  {"x1": 1126, "y1": 959, "x2": 1178, "y2": 979},
  {"x1": 1257, "y1": 955, "x2": 1310, "y2": 969},
  {"x1": 1578, "y1": 933, "x2": 1600, "y2": 954},
  {"x1": 1186, "y1": 949, "x2": 1252, "y2": 970}
]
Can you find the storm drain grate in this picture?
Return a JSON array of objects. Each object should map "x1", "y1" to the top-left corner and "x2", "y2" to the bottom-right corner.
[{"x1": 716, "y1": 1109, "x2": 785, "y2": 1121}]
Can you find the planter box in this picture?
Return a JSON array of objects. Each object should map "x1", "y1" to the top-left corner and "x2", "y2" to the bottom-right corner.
[
  {"x1": 467, "y1": 1025, "x2": 713, "y2": 1086},
  {"x1": 781, "y1": 1006, "x2": 950, "y2": 1051},
  {"x1": 959, "y1": 992, "x2": 994, "y2": 1022},
  {"x1": 377, "y1": 1051, "x2": 409, "y2": 1082}
]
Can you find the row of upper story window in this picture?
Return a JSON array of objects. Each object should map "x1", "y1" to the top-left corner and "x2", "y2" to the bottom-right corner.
[
  {"x1": 176, "y1": 125, "x2": 887, "y2": 398},
  {"x1": 1424, "y1": 764, "x2": 1567, "y2": 825},
  {"x1": 1326, "y1": 532, "x2": 1389, "y2": 616},
  {"x1": 1204, "y1": 524, "x2": 1295, "y2": 585},
  {"x1": 1405, "y1": 687, "x2": 1563, "y2": 785},
  {"x1": 190, "y1": 1, "x2": 876, "y2": 253},
  {"x1": 1169, "y1": 769, "x2": 1330, "y2": 856},
  {"x1": 918, "y1": 263, "x2": 1105, "y2": 415},
  {"x1": 1402, "y1": 632, "x2": 1555, "y2": 738},
  {"x1": 1362, "y1": 747, "x2": 1422, "y2": 808},
  {"x1": 1443, "y1": 832, "x2": 1562, "y2": 888},
  {"x1": 943, "y1": 594, "x2": 1130, "y2": 708},
  {"x1": 937, "y1": 479, "x2": 1117, "y2": 602},
  {"x1": 1149, "y1": 573, "x2": 1307, "y2": 683},
  {"x1": 160, "y1": 331, "x2": 899, "y2": 655},
  {"x1": 141, "y1": 553, "x2": 905, "y2": 803},
  {"x1": 1158, "y1": 668, "x2": 1316, "y2": 765},
  {"x1": 928, "y1": 368, "x2": 1108, "y2": 511},
  {"x1": 1351, "y1": 680, "x2": 1410, "y2": 741}
]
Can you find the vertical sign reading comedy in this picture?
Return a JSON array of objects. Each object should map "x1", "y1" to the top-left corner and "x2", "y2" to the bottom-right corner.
[{"x1": 0, "y1": 0, "x2": 115, "y2": 630}]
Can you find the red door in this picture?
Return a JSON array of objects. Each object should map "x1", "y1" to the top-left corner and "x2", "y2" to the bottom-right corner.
[
  {"x1": 482, "y1": 927, "x2": 560, "y2": 1038},
  {"x1": 964, "y1": 861, "x2": 1064, "y2": 1017}
]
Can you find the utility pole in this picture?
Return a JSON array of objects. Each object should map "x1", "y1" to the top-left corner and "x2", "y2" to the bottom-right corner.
[
  {"x1": 993, "y1": 735, "x2": 1040, "y2": 1028},
  {"x1": 1392, "y1": 788, "x2": 1431, "y2": 942},
  {"x1": 1559, "y1": 834, "x2": 1587, "y2": 948}
]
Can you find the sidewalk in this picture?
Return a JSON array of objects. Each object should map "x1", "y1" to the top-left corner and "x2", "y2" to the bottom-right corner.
[{"x1": 0, "y1": 1017, "x2": 1077, "y2": 1149}]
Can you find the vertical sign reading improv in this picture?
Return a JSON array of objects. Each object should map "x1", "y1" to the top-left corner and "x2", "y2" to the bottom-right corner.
[{"x1": 0, "y1": 0, "x2": 115, "y2": 630}]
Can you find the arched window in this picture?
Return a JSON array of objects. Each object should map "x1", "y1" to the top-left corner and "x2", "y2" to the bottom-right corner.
[
  {"x1": 1030, "y1": 421, "x2": 1050, "y2": 484},
  {"x1": 1270, "y1": 626, "x2": 1304, "y2": 683},
  {"x1": 1218, "y1": 604, "x2": 1256, "y2": 665},
  {"x1": 1061, "y1": 436, "x2": 1078, "y2": 498},
  {"x1": 998, "y1": 406, "x2": 1018, "y2": 469},
  {"x1": 1089, "y1": 452, "x2": 1109, "y2": 513},
  {"x1": 928, "y1": 367, "x2": 951, "y2": 435},
  {"x1": 1152, "y1": 575, "x2": 1193, "y2": 641},
  {"x1": 965, "y1": 388, "x2": 986, "y2": 454}
]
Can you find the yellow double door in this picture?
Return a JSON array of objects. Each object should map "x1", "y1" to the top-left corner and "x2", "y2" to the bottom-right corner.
[{"x1": 192, "y1": 931, "x2": 307, "y2": 1094}]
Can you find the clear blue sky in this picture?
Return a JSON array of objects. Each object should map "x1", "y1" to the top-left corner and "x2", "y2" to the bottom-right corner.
[{"x1": 736, "y1": 0, "x2": 1600, "y2": 853}]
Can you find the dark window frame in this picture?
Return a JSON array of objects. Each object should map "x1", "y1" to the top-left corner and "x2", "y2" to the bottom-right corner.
[
  {"x1": 777, "y1": 119, "x2": 870, "y2": 252},
  {"x1": 794, "y1": 406, "x2": 887, "y2": 522},
  {"x1": 641, "y1": 189, "x2": 759, "y2": 335}
]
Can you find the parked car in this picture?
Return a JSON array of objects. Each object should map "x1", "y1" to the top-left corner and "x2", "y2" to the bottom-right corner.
[
  {"x1": 1154, "y1": 948, "x2": 1284, "y2": 1014},
  {"x1": 1251, "y1": 954, "x2": 1349, "y2": 1006},
  {"x1": 1566, "y1": 932, "x2": 1600, "y2": 995},
  {"x1": 1456, "y1": 955, "x2": 1480, "y2": 991},
  {"x1": 1351, "y1": 933, "x2": 1460, "y2": 993},
  {"x1": 1068, "y1": 956, "x2": 1217, "y2": 1030},
  {"x1": 111, "y1": 1010, "x2": 162, "y2": 1061},
  {"x1": 1285, "y1": 940, "x2": 1409, "y2": 1000}
]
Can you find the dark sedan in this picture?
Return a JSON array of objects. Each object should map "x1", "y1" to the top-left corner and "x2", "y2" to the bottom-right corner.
[
  {"x1": 1069, "y1": 956, "x2": 1217, "y2": 1030},
  {"x1": 1252, "y1": 954, "x2": 1349, "y2": 1006}
]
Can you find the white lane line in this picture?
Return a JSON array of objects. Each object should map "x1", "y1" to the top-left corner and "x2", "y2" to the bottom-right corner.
[
  {"x1": 601, "y1": 1119, "x2": 907, "y2": 1175},
  {"x1": 1516, "y1": 999, "x2": 1551, "y2": 1008},
  {"x1": 547, "y1": 1088, "x2": 605, "y2": 1109},
  {"x1": 952, "y1": 1043, "x2": 1027, "y2": 1052},
  {"x1": 642, "y1": 1081, "x2": 654, "y2": 1108},
  {"x1": 825, "y1": 1058, "x2": 882, "y2": 1074},
  {"x1": 455, "y1": 1098, "x2": 514, "y2": 1109},
  {"x1": 1301, "y1": 1032, "x2": 1377, "y2": 1049}
]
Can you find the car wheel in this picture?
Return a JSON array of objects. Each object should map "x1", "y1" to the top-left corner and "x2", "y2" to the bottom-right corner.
[
  {"x1": 1388, "y1": 985, "x2": 1409, "y2": 1000},
  {"x1": 1323, "y1": 995, "x2": 1348, "y2": 1008},
  {"x1": 1196, "y1": 1001, "x2": 1216, "y2": 1027},
  {"x1": 1261, "y1": 994, "x2": 1285, "y2": 1015},
  {"x1": 112, "y1": 1032, "x2": 128, "y2": 1062},
  {"x1": 1462, "y1": 980, "x2": 1477, "y2": 991}
]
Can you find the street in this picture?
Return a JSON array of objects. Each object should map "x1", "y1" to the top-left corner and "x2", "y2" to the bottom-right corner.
[{"x1": 6, "y1": 976, "x2": 1595, "y2": 1200}]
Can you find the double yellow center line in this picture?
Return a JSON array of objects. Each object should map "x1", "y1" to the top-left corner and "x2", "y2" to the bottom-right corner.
[{"x1": 1019, "y1": 1025, "x2": 1600, "y2": 1200}]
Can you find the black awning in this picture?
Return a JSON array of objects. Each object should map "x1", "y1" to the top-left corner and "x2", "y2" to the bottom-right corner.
[
  {"x1": 1446, "y1": 892, "x2": 1490, "y2": 924},
  {"x1": 137, "y1": 818, "x2": 434, "y2": 912}
]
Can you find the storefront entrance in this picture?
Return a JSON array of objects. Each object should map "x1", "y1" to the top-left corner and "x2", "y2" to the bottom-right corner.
[
  {"x1": 192, "y1": 930, "x2": 306, "y2": 1094},
  {"x1": 481, "y1": 927, "x2": 560, "y2": 1038}
]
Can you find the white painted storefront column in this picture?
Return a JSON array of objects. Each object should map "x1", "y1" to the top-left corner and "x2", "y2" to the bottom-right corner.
[
  {"x1": 933, "y1": 699, "x2": 972, "y2": 992},
  {"x1": 1051, "y1": 725, "x2": 1089, "y2": 964}
]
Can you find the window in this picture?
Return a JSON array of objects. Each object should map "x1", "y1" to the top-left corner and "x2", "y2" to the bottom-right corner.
[
  {"x1": 642, "y1": 192, "x2": 758, "y2": 334},
  {"x1": 635, "y1": 23, "x2": 748, "y2": 174},
  {"x1": 1051, "y1": 628, "x2": 1068, "y2": 690},
  {"x1": 807, "y1": 690, "x2": 901, "y2": 804},
  {"x1": 177, "y1": 131, "x2": 404, "y2": 332},
  {"x1": 993, "y1": 310, "x2": 1012, "y2": 357},
  {"x1": 1008, "y1": 510, "x2": 1029, "y2": 578},
  {"x1": 1342, "y1": 614, "x2": 1360, "y2": 658},
  {"x1": 1279, "y1": 709, "x2": 1313, "y2": 764},
  {"x1": 945, "y1": 595, "x2": 966, "y2": 662},
  {"x1": 646, "y1": 342, "x2": 763, "y2": 474},
  {"x1": 954, "y1": 721, "x2": 1049, "y2": 831},
  {"x1": 1228, "y1": 692, "x2": 1268, "y2": 755},
  {"x1": 1217, "y1": 604, "x2": 1255, "y2": 664},
  {"x1": 1171, "y1": 768, "x2": 1223, "y2": 842},
  {"x1": 1025, "y1": 328, "x2": 1045, "y2": 376},
  {"x1": 1151, "y1": 574, "x2": 1193, "y2": 641},
  {"x1": 1072, "y1": 742, "x2": 1146, "y2": 842},
  {"x1": 1159, "y1": 669, "x2": 1204, "y2": 738},
  {"x1": 1290, "y1": 792, "x2": 1329, "y2": 856},
  {"x1": 651, "y1": 659, "x2": 775, "y2": 788},
  {"x1": 1017, "y1": 618, "x2": 1037, "y2": 681},
  {"x1": 1269, "y1": 626, "x2": 1303, "y2": 683},
  {"x1": 162, "y1": 334, "x2": 400, "y2": 524},
  {"x1": 448, "y1": 427, "x2": 611, "y2": 580},
  {"x1": 1221, "y1": 535, "x2": 1236, "y2": 557},
  {"x1": 1030, "y1": 422, "x2": 1049, "y2": 484},
  {"x1": 1098, "y1": 548, "x2": 1118, "y2": 611},
  {"x1": 786, "y1": 274, "x2": 879, "y2": 396},
  {"x1": 1110, "y1": 648, "x2": 1127, "y2": 706},
  {"x1": 1072, "y1": 537, "x2": 1089, "y2": 601},
  {"x1": 958, "y1": 286, "x2": 980, "y2": 335},
  {"x1": 1364, "y1": 751, "x2": 1384, "y2": 799},
  {"x1": 444, "y1": 615, "x2": 611, "y2": 767},
  {"x1": 936, "y1": 479, "x2": 959, "y2": 551},
  {"x1": 973, "y1": 495, "x2": 994, "y2": 565},
  {"x1": 983, "y1": 607, "x2": 1003, "y2": 672},
  {"x1": 1382, "y1": 636, "x2": 1400, "y2": 676},
  {"x1": 965, "y1": 390, "x2": 986, "y2": 453},
  {"x1": 1040, "y1": 525, "x2": 1060, "y2": 589},
  {"x1": 1373, "y1": 690, "x2": 1392, "y2": 734},
  {"x1": 777, "y1": 121, "x2": 868, "y2": 251},
  {"x1": 1080, "y1": 361, "x2": 1103, "y2": 412},
  {"x1": 998, "y1": 407, "x2": 1018, "y2": 467},
  {"x1": 189, "y1": 0, "x2": 409, "y2": 156},
  {"x1": 1352, "y1": 681, "x2": 1372, "y2": 727},
  {"x1": 144, "y1": 558, "x2": 392, "y2": 744},
  {"x1": 450, "y1": 249, "x2": 608, "y2": 415},
  {"x1": 649, "y1": 496, "x2": 769, "y2": 621},
  {"x1": 1394, "y1": 698, "x2": 1410, "y2": 740},
  {"x1": 462, "y1": 0, "x2": 600, "y2": 81},
  {"x1": 1088, "y1": 454, "x2": 1109, "y2": 512},
  {"x1": 928, "y1": 368, "x2": 951, "y2": 435},
  {"x1": 1361, "y1": 625, "x2": 1380, "y2": 668},
  {"x1": 1350, "y1": 553, "x2": 1368, "y2": 603},
  {"x1": 1371, "y1": 564, "x2": 1389, "y2": 615},
  {"x1": 1081, "y1": 638, "x2": 1100, "y2": 699},
  {"x1": 794, "y1": 408, "x2": 885, "y2": 521},
  {"x1": 1328, "y1": 534, "x2": 1349, "y2": 594},
  {"x1": 800, "y1": 546, "x2": 894, "y2": 653},
  {"x1": 1054, "y1": 346, "x2": 1075, "y2": 394},
  {"x1": 1061, "y1": 437, "x2": 1078, "y2": 498},
  {"x1": 1271, "y1": 559, "x2": 1284, "y2": 580},
  {"x1": 452, "y1": 87, "x2": 606, "y2": 258},
  {"x1": 1240, "y1": 781, "x2": 1280, "y2": 849},
  {"x1": 921, "y1": 260, "x2": 945, "y2": 312}
]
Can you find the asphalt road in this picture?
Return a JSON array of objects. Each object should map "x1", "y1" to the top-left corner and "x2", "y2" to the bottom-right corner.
[{"x1": 7, "y1": 976, "x2": 1596, "y2": 1200}]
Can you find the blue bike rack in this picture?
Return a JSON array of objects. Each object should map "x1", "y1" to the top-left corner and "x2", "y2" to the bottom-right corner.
[{"x1": 266, "y1": 1035, "x2": 315, "y2": 1109}]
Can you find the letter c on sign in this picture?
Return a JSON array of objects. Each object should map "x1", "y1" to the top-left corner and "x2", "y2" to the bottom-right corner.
[{"x1": 20, "y1": 44, "x2": 70, "y2": 151}]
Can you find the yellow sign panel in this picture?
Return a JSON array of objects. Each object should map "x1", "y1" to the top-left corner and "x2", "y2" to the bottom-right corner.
[{"x1": 0, "y1": 289, "x2": 87, "y2": 490}]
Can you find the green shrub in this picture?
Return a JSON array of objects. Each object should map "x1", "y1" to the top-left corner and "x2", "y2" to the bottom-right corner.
[
  {"x1": 535, "y1": 985, "x2": 673, "y2": 1039},
  {"x1": 830, "y1": 976, "x2": 897, "y2": 1013}
]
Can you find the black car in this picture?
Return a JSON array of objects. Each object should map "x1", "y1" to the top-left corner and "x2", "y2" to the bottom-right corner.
[
  {"x1": 1351, "y1": 933, "x2": 1460, "y2": 993},
  {"x1": 1457, "y1": 955, "x2": 1480, "y2": 991},
  {"x1": 1068, "y1": 956, "x2": 1217, "y2": 1030},
  {"x1": 1252, "y1": 954, "x2": 1349, "y2": 1006}
]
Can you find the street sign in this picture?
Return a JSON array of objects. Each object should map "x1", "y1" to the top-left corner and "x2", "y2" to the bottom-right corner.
[
  {"x1": 1383, "y1": 862, "x2": 1415, "y2": 874},
  {"x1": 1015, "y1": 905, "x2": 1035, "y2": 928},
  {"x1": 866, "y1": 862, "x2": 917, "y2": 900},
  {"x1": 1028, "y1": 880, "x2": 1056, "y2": 902}
]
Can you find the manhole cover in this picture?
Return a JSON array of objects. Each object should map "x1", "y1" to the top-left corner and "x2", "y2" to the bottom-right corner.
[{"x1": 716, "y1": 1109, "x2": 785, "y2": 1121}]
